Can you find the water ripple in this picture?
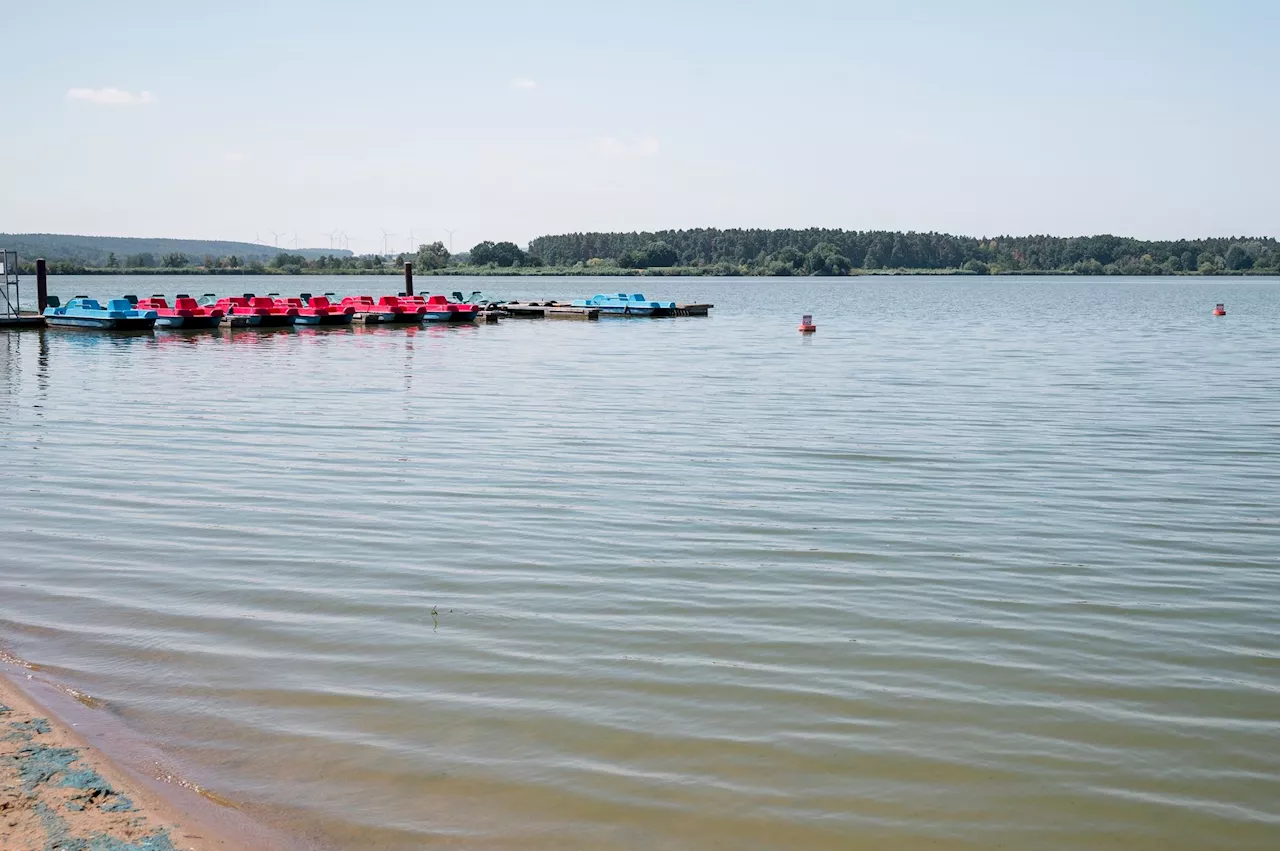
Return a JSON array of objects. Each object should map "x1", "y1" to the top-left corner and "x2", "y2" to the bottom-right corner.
[{"x1": 2, "y1": 276, "x2": 1280, "y2": 850}]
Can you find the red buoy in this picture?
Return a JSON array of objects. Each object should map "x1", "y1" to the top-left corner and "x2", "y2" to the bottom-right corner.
[
  {"x1": 1213, "y1": 303, "x2": 1226, "y2": 316},
  {"x1": 799, "y1": 314, "x2": 816, "y2": 333}
]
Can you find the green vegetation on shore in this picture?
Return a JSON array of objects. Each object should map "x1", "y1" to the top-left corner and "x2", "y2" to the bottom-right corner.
[
  {"x1": 8, "y1": 230, "x2": 1280, "y2": 276},
  {"x1": 529, "y1": 230, "x2": 1280, "y2": 276}
]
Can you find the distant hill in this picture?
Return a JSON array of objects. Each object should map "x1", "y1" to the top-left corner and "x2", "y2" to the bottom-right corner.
[{"x1": 0, "y1": 233, "x2": 351, "y2": 265}]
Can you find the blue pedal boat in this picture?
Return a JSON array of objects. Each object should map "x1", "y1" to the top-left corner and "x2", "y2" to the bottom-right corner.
[
  {"x1": 43, "y1": 296, "x2": 158, "y2": 330},
  {"x1": 569, "y1": 293, "x2": 676, "y2": 316}
]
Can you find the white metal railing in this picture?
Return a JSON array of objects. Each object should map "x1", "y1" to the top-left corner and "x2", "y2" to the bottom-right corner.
[{"x1": 0, "y1": 250, "x2": 19, "y2": 318}]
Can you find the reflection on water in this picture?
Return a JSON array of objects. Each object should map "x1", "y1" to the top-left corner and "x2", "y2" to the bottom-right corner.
[{"x1": 2, "y1": 276, "x2": 1279, "y2": 851}]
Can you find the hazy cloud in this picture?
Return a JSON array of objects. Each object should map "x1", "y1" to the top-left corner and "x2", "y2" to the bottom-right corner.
[
  {"x1": 66, "y1": 87, "x2": 155, "y2": 106},
  {"x1": 511, "y1": 78, "x2": 538, "y2": 90},
  {"x1": 595, "y1": 136, "x2": 661, "y2": 158}
]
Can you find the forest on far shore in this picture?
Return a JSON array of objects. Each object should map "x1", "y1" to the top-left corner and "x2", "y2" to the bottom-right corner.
[
  {"x1": 526, "y1": 229, "x2": 1280, "y2": 276},
  {"x1": 7, "y1": 229, "x2": 1280, "y2": 276}
]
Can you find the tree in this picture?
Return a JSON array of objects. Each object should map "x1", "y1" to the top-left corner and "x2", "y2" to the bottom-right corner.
[
  {"x1": 775, "y1": 247, "x2": 804, "y2": 269},
  {"x1": 639, "y1": 240, "x2": 677, "y2": 267},
  {"x1": 1224, "y1": 244, "x2": 1253, "y2": 271},
  {"x1": 415, "y1": 241, "x2": 451, "y2": 270},
  {"x1": 862, "y1": 241, "x2": 886, "y2": 270},
  {"x1": 471, "y1": 241, "x2": 526, "y2": 267},
  {"x1": 105, "y1": 252, "x2": 119, "y2": 268},
  {"x1": 888, "y1": 235, "x2": 907, "y2": 268},
  {"x1": 270, "y1": 253, "x2": 307, "y2": 269},
  {"x1": 805, "y1": 243, "x2": 851, "y2": 276},
  {"x1": 1197, "y1": 251, "x2": 1223, "y2": 274},
  {"x1": 161, "y1": 252, "x2": 188, "y2": 268}
]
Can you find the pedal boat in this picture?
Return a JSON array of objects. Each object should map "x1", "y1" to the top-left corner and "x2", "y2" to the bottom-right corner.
[
  {"x1": 214, "y1": 296, "x2": 297, "y2": 327},
  {"x1": 136, "y1": 295, "x2": 225, "y2": 329},
  {"x1": 569, "y1": 293, "x2": 676, "y2": 316},
  {"x1": 341, "y1": 295, "x2": 425, "y2": 324},
  {"x1": 422, "y1": 294, "x2": 479, "y2": 323},
  {"x1": 275, "y1": 296, "x2": 355, "y2": 326},
  {"x1": 43, "y1": 296, "x2": 158, "y2": 330}
]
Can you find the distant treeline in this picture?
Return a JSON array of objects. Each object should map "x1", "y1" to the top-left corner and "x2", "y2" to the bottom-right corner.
[
  {"x1": 1, "y1": 233, "x2": 348, "y2": 266},
  {"x1": 527, "y1": 229, "x2": 1280, "y2": 275},
  {"x1": 16, "y1": 250, "x2": 424, "y2": 276},
  {"x1": 10, "y1": 229, "x2": 1280, "y2": 277}
]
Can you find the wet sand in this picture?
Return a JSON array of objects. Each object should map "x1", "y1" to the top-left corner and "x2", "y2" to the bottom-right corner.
[{"x1": 1, "y1": 672, "x2": 252, "y2": 851}]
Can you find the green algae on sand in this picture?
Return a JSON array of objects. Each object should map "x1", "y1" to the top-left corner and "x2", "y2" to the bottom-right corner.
[{"x1": 1, "y1": 704, "x2": 172, "y2": 850}]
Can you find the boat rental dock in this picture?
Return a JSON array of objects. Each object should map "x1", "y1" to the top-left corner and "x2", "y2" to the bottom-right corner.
[{"x1": 0, "y1": 256, "x2": 714, "y2": 331}]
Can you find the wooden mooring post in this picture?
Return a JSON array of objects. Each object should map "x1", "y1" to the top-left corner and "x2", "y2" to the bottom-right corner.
[
  {"x1": 36, "y1": 258, "x2": 48, "y2": 312},
  {"x1": 403, "y1": 262, "x2": 414, "y2": 296}
]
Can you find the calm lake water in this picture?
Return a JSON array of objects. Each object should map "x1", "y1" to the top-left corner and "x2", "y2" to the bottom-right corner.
[{"x1": 2, "y1": 275, "x2": 1278, "y2": 850}]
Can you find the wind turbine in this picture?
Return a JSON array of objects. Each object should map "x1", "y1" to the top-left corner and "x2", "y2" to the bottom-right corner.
[
  {"x1": 327, "y1": 229, "x2": 339, "y2": 250},
  {"x1": 407, "y1": 228, "x2": 416, "y2": 254},
  {"x1": 443, "y1": 228, "x2": 457, "y2": 253},
  {"x1": 380, "y1": 228, "x2": 397, "y2": 257},
  {"x1": 290, "y1": 233, "x2": 301, "y2": 250},
  {"x1": 268, "y1": 229, "x2": 283, "y2": 248}
]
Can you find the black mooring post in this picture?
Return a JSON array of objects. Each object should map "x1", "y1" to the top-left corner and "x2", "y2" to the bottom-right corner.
[
  {"x1": 36, "y1": 258, "x2": 48, "y2": 312},
  {"x1": 404, "y1": 261, "x2": 414, "y2": 296}
]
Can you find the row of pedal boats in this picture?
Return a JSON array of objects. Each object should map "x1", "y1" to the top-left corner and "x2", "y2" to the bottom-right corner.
[
  {"x1": 43, "y1": 293, "x2": 482, "y2": 330},
  {"x1": 42, "y1": 292, "x2": 684, "y2": 329}
]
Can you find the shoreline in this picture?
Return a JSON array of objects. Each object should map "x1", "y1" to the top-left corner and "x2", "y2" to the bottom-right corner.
[
  {"x1": 0, "y1": 665, "x2": 293, "y2": 851},
  {"x1": 23, "y1": 268, "x2": 1280, "y2": 277}
]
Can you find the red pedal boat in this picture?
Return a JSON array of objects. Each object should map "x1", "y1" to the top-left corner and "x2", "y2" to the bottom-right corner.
[
  {"x1": 274, "y1": 296, "x2": 355, "y2": 325},
  {"x1": 340, "y1": 295, "x2": 425, "y2": 324},
  {"x1": 136, "y1": 294, "x2": 225, "y2": 329},
  {"x1": 422, "y1": 294, "x2": 479, "y2": 323},
  {"x1": 215, "y1": 295, "x2": 297, "y2": 327}
]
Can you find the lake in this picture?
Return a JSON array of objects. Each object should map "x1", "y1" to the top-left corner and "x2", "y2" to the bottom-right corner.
[{"x1": 1, "y1": 275, "x2": 1278, "y2": 850}]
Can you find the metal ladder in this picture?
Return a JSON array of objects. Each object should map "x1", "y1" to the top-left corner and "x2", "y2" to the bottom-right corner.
[{"x1": 0, "y1": 250, "x2": 19, "y2": 318}]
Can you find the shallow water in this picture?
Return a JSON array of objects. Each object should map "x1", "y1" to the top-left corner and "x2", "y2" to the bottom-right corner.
[{"x1": 2, "y1": 275, "x2": 1279, "y2": 850}]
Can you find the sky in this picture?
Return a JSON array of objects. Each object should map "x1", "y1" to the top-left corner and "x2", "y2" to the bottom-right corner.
[{"x1": 1, "y1": 0, "x2": 1277, "y2": 252}]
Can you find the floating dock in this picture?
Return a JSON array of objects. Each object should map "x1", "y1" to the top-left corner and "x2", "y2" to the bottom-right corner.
[
  {"x1": 500, "y1": 301, "x2": 712, "y2": 320},
  {"x1": 0, "y1": 312, "x2": 45, "y2": 329},
  {"x1": 502, "y1": 303, "x2": 600, "y2": 320}
]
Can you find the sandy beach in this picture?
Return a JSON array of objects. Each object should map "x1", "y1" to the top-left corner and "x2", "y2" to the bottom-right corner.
[{"x1": 1, "y1": 672, "x2": 251, "y2": 851}]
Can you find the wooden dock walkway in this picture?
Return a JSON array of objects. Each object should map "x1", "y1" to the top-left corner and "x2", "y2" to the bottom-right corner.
[
  {"x1": 0, "y1": 312, "x2": 46, "y2": 329},
  {"x1": 501, "y1": 303, "x2": 600, "y2": 320},
  {"x1": 499, "y1": 301, "x2": 712, "y2": 320}
]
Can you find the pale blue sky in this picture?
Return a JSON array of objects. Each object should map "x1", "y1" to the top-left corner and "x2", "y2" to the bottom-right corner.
[{"x1": 2, "y1": 1, "x2": 1276, "y2": 252}]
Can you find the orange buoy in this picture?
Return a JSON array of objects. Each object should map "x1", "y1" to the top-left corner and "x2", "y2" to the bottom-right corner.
[
  {"x1": 1213, "y1": 303, "x2": 1226, "y2": 316},
  {"x1": 799, "y1": 314, "x2": 816, "y2": 333}
]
